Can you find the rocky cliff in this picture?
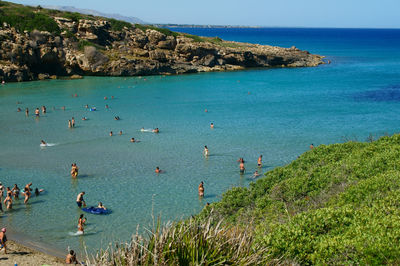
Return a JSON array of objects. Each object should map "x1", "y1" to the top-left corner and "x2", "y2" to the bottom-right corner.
[{"x1": 0, "y1": 16, "x2": 325, "y2": 82}]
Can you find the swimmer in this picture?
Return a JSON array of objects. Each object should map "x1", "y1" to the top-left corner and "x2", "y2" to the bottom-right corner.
[
  {"x1": 25, "y1": 108, "x2": 29, "y2": 116},
  {"x1": 109, "y1": 131, "x2": 113, "y2": 136},
  {"x1": 85, "y1": 104, "x2": 89, "y2": 109},
  {"x1": 97, "y1": 202, "x2": 106, "y2": 210},
  {"x1": 198, "y1": 181, "x2": 204, "y2": 197},
  {"x1": 203, "y1": 145, "x2": 209, "y2": 157},
  {"x1": 111, "y1": 96, "x2": 114, "y2": 99},
  {"x1": 77, "y1": 214, "x2": 86, "y2": 234},
  {"x1": 68, "y1": 120, "x2": 72, "y2": 128},
  {"x1": 252, "y1": 170, "x2": 261, "y2": 178},
  {"x1": 130, "y1": 138, "x2": 136, "y2": 143},
  {"x1": 104, "y1": 96, "x2": 108, "y2": 100},
  {"x1": 1, "y1": 80, "x2": 4, "y2": 85},
  {"x1": 119, "y1": 131, "x2": 123, "y2": 136},
  {"x1": 141, "y1": 127, "x2": 145, "y2": 132},
  {"x1": 74, "y1": 93, "x2": 78, "y2": 97},
  {"x1": 155, "y1": 167, "x2": 161, "y2": 173},
  {"x1": 114, "y1": 116, "x2": 120, "y2": 120},
  {"x1": 71, "y1": 163, "x2": 78, "y2": 178},
  {"x1": 237, "y1": 158, "x2": 245, "y2": 163},
  {"x1": 41, "y1": 105, "x2": 46, "y2": 114},
  {"x1": 62, "y1": 106, "x2": 65, "y2": 111},
  {"x1": 34, "y1": 108, "x2": 40, "y2": 117},
  {"x1": 210, "y1": 123, "x2": 214, "y2": 129},
  {"x1": 23, "y1": 182, "x2": 32, "y2": 204},
  {"x1": 310, "y1": 144, "x2": 314, "y2": 150},
  {"x1": 105, "y1": 104, "x2": 109, "y2": 109},
  {"x1": 205, "y1": 109, "x2": 208, "y2": 113},
  {"x1": 41, "y1": 140, "x2": 46, "y2": 146},
  {"x1": 34, "y1": 188, "x2": 42, "y2": 196},
  {"x1": 82, "y1": 117, "x2": 87, "y2": 121},
  {"x1": 76, "y1": 192, "x2": 86, "y2": 208},
  {"x1": 71, "y1": 117, "x2": 75, "y2": 128},
  {"x1": 257, "y1": 155, "x2": 262, "y2": 167},
  {"x1": 152, "y1": 128, "x2": 159, "y2": 133},
  {"x1": 17, "y1": 107, "x2": 21, "y2": 112}
]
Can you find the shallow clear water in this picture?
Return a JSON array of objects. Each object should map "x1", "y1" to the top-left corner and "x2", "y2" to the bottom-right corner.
[{"x1": 0, "y1": 28, "x2": 400, "y2": 255}]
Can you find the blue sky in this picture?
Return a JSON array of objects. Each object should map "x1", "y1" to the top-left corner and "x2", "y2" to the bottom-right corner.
[{"x1": 8, "y1": 0, "x2": 400, "y2": 28}]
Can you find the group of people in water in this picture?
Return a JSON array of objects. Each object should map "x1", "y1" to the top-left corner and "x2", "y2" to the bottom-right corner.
[
  {"x1": 75, "y1": 191, "x2": 106, "y2": 234},
  {"x1": 0, "y1": 182, "x2": 43, "y2": 211}
]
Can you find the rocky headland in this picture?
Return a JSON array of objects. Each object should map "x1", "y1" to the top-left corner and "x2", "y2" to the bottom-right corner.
[{"x1": 0, "y1": 3, "x2": 324, "y2": 82}]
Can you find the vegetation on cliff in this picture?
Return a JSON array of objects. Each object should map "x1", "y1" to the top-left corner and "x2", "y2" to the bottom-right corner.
[
  {"x1": 199, "y1": 134, "x2": 400, "y2": 264},
  {"x1": 89, "y1": 134, "x2": 400, "y2": 265}
]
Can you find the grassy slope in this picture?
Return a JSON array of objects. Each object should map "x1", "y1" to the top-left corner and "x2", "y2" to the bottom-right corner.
[{"x1": 199, "y1": 134, "x2": 400, "y2": 264}]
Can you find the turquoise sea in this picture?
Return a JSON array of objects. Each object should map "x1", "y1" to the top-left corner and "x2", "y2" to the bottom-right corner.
[{"x1": 0, "y1": 27, "x2": 400, "y2": 256}]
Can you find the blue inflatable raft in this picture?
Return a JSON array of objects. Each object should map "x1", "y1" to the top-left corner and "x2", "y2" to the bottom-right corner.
[{"x1": 82, "y1": 207, "x2": 111, "y2": 215}]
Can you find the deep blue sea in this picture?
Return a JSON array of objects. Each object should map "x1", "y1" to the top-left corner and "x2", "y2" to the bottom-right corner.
[{"x1": 0, "y1": 27, "x2": 400, "y2": 256}]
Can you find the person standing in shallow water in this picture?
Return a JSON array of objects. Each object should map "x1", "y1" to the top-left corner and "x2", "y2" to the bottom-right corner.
[
  {"x1": 76, "y1": 192, "x2": 86, "y2": 208},
  {"x1": 23, "y1": 182, "x2": 32, "y2": 204},
  {"x1": 71, "y1": 117, "x2": 75, "y2": 128},
  {"x1": 78, "y1": 214, "x2": 86, "y2": 234},
  {"x1": 25, "y1": 108, "x2": 29, "y2": 116},
  {"x1": 198, "y1": 181, "x2": 204, "y2": 197},
  {"x1": 310, "y1": 143, "x2": 314, "y2": 150},
  {"x1": 258, "y1": 155, "x2": 262, "y2": 167},
  {"x1": 203, "y1": 146, "x2": 209, "y2": 157}
]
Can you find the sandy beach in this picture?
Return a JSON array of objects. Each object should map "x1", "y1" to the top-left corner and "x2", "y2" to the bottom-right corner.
[{"x1": 0, "y1": 240, "x2": 64, "y2": 266}]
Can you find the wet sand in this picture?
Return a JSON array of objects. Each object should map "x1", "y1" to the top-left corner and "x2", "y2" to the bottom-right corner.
[{"x1": 0, "y1": 240, "x2": 65, "y2": 265}]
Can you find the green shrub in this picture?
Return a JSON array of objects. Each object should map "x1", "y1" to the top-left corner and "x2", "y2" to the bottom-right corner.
[{"x1": 109, "y1": 18, "x2": 132, "y2": 31}]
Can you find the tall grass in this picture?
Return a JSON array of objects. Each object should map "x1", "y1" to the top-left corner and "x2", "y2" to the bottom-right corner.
[{"x1": 86, "y1": 217, "x2": 269, "y2": 265}]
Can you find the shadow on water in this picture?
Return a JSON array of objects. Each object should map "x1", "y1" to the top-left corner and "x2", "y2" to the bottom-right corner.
[{"x1": 354, "y1": 84, "x2": 400, "y2": 102}]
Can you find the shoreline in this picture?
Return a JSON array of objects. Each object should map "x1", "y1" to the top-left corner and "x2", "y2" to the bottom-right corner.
[{"x1": 1, "y1": 239, "x2": 65, "y2": 265}]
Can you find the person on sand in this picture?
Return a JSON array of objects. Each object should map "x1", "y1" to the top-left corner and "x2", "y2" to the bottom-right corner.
[
  {"x1": 71, "y1": 163, "x2": 78, "y2": 178},
  {"x1": 198, "y1": 181, "x2": 204, "y2": 197},
  {"x1": 310, "y1": 143, "x2": 314, "y2": 150},
  {"x1": 23, "y1": 182, "x2": 32, "y2": 204},
  {"x1": 66, "y1": 250, "x2": 78, "y2": 264},
  {"x1": 203, "y1": 145, "x2": 209, "y2": 157},
  {"x1": 210, "y1": 123, "x2": 214, "y2": 129},
  {"x1": 25, "y1": 108, "x2": 29, "y2": 116},
  {"x1": 12, "y1": 184, "x2": 20, "y2": 199},
  {"x1": 71, "y1": 117, "x2": 75, "y2": 128},
  {"x1": 0, "y1": 228, "x2": 7, "y2": 254},
  {"x1": 76, "y1": 192, "x2": 86, "y2": 208},
  {"x1": 35, "y1": 108, "x2": 40, "y2": 117},
  {"x1": 257, "y1": 155, "x2": 262, "y2": 167},
  {"x1": 155, "y1": 167, "x2": 161, "y2": 173},
  {"x1": 97, "y1": 202, "x2": 106, "y2": 210},
  {"x1": 78, "y1": 214, "x2": 86, "y2": 234},
  {"x1": 3, "y1": 193, "x2": 12, "y2": 210}
]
